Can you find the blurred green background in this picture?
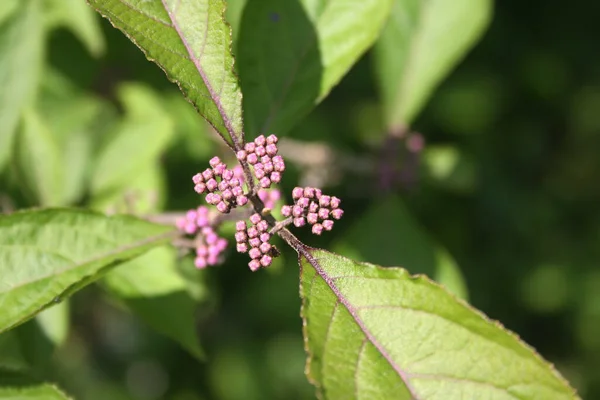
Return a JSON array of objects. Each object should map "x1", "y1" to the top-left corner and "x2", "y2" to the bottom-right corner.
[{"x1": 1, "y1": 0, "x2": 600, "y2": 399}]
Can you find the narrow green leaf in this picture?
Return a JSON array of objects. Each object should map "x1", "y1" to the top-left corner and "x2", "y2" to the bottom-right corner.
[
  {"x1": 15, "y1": 109, "x2": 65, "y2": 207},
  {"x1": 334, "y1": 195, "x2": 467, "y2": 299},
  {"x1": 90, "y1": 84, "x2": 174, "y2": 196},
  {"x1": 238, "y1": 0, "x2": 393, "y2": 136},
  {"x1": 0, "y1": 209, "x2": 175, "y2": 333},
  {"x1": 299, "y1": 249, "x2": 578, "y2": 399},
  {"x1": 374, "y1": 0, "x2": 492, "y2": 128},
  {"x1": 103, "y1": 246, "x2": 205, "y2": 359},
  {"x1": 0, "y1": 369, "x2": 71, "y2": 399},
  {"x1": 87, "y1": 0, "x2": 244, "y2": 149},
  {"x1": 45, "y1": 0, "x2": 106, "y2": 56},
  {"x1": 34, "y1": 301, "x2": 69, "y2": 347},
  {"x1": 0, "y1": 0, "x2": 43, "y2": 172}
]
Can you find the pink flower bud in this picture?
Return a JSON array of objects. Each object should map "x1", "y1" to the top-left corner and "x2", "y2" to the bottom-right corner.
[
  {"x1": 260, "y1": 255, "x2": 272, "y2": 267},
  {"x1": 281, "y1": 205, "x2": 292, "y2": 217},
  {"x1": 263, "y1": 162, "x2": 274, "y2": 173},
  {"x1": 293, "y1": 217, "x2": 306, "y2": 227},
  {"x1": 192, "y1": 173, "x2": 203, "y2": 184},
  {"x1": 237, "y1": 243, "x2": 248, "y2": 253},
  {"x1": 206, "y1": 178, "x2": 218, "y2": 191},
  {"x1": 272, "y1": 155, "x2": 284, "y2": 165},
  {"x1": 218, "y1": 181, "x2": 229, "y2": 191},
  {"x1": 195, "y1": 257, "x2": 207, "y2": 269},
  {"x1": 256, "y1": 220, "x2": 269, "y2": 232},
  {"x1": 260, "y1": 155, "x2": 270, "y2": 164},
  {"x1": 259, "y1": 242, "x2": 271, "y2": 253},
  {"x1": 236, "y1": 150, "x2": 247, "y2": 160},
  {"x1": 222, "y1": 169, "x2": 234, "y2": 180},
  {"x1": 267, "y1": 134, "x2": 278, "y2": 144},
  {"x1": 260, "y1": 177, "x2": 271, "y2": 188},
  {"x1": 247, "y1": 226, "x2": 258, "y2": 238},
  {"x1": 319, "y1": 195, "x2": 331, "y2": 207},
  {"x1": 312, "y1": 224, "x2": 323, "y2": 235},
  {"x1": 266, "y1": 144, "x2": 277, "y2": 156},
  {"x1": 292, "y1": 205, "x2": 304, "y2": 217},
  {"x1": 297, "y1": 197, "x2": 309, "y2": 208},
  {"x1": 318, "y1": 208, "x2": 330, "y2": 219},
  {"x1": 245, "y1": 142, "x2": 256, "y2": 153},
  {"x1": 260, "y1": 233, "x2": 270, "y2": 243},
  {"x1": 304, "y1": 187, "x2": 315, "y2": 198},
  {"x1": 237, "y1": 195, "x2": 248, "y2": 206},
  {"x1": 214, "y1": 163, "x2": 226, "y2": 176},
  {"x1": 202, "y1": 169, "x2": 213, "y2": 181},
  {"x1": 217, "y1": 238, "x2": 227, "y2": 250},
  {"x1": 196, "y1": 246, "x2": 208, "y2": 257},
  {"x1": 209, "y1": 156, "x2": 221, "y2": 167},
  {"x1": 249, "y1": 248, "x2": 261, "y2": 259},
  {"x1": 307, "y1": 213, "x2": 318, "y2": 224},
  {"x1": 331, "y1": 209, "x2": 344, "y2": 220},
  {"x1": 255, "y1": 134, "x2": 266, "y2": 146},
  {"x1": 249, "y1": 237, "x2": 261, "y2": 248},
  {"x1": 270, "y1": 172, "x2": 281, "y2": 183},
  {"x1": 255, "y1": 146, "x2": 266, "y2": 157},
  {"x1": 273, "y1": 161, "x2": 285, "y2": 172},
  {"x1": 309, "y1": 202, "x2": 319, "y2": 213},
  {"x1": 232, "y1": 186, "x2": 243, "y2": 197},
  {"x1": 205, "y1": 232, "x2": 218, "y2": 244},
  {"x1": 247, "y1": 153, "x2": 258, "y2": 164},
  {"x1": 322, "y1": 220, "x2": 334, "y2": 231},
  {"x1": 222, "y1": 189, "x2": 233, "y2": 201},
  {"x1": 250, "y1": 213, "x2": 261, "y2": 224},
  {"x1": 292, "y1": 187, "x2": 303, "y2": 199},
  {"x1": 248, "y1": 259, "x2": 261, "y2": 271},
  {"x1": 330, "y1": 197, "x2": 341, "y2": 209},
  {"x1": 255, "y1": 168, "x2": 266, "y2": 179},
  {"x1": 236, "y1": 220, "x2": 247, "y2": 231},
  {"x1": 235, "y1": 231, "x2": 247, "y2": 243},
  {"x1": 194, "y1": 183, "x2": 206, "y2": 194}
]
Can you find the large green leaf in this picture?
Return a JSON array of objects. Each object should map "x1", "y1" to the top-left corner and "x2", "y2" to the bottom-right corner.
[
  {"x1": 238, "y1": 0, "x2": 393, "y2": 136},
  {"x1": 0, "y1": 369, "x2": 70, "y2": 399},
  {"x1": 15, "y1": 109, "x2": 65, "y2": 207},
  {"x1": 45, "y1": 0, "x2": 106, "y2": 56},
  {"x1": 333, "y1": 195, "x2": 467, "y2": 299},
  {"x1": 103, "y1": 246, "x2": 205, "y2": 359},
  {"x1": 87, "y1": 0, "x2": 244, "y2": 149},
  {"x1": 0, "y1": 209, "x2": 175, "y2": 333},
  {"x1": 374, "y1": 0, "x2": 492, "y2": 128},
  {"x1": 90, "y1": 84, "x2": 173, "y2": 197},
  {"x1": 299, "y1": 249, "x2": 578, "y2": 399},
  {"x1": 0, "y1": 0, "x2": 43, "y2": 172}
]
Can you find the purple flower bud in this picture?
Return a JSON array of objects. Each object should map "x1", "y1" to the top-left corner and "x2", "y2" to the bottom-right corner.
[
  {"x1": 304, "y1": 187, "x2": 315, "y2": 198},
  {"x1": 312, "y1": 224, "x2": 323, "y2": 235},
  {"x1": 248, "y1": 259, "x2": 261, "y2": 271},
  {"x1": 255, "y1": 167, "x2": 266, "y2": 179},
  {"x1": 249, "y1": 248, "x2": 261, "y2": 259},
  {"x1": 236, "y1": 220, "x2": 247, "y2": 231},
  {"x1": 293, "y1": 217, "x2": 306, "y2": 227},
  {"x1": 259, "y1": 232, "x2": 270, "y2": 243},
  {"x1": 247, "y1": 226, "x2": 258, "y2": 238},
  {"x1": 250, "y1": 213, "x2": 261, "y2": 224},
  {"x1": 307, "y1": 213, "x2": 318, "y2": 224},
  {"x1": 210, "y1": 194, "x2": 223, "y2": 205},
  {"x1": 273, "y1": 155, "x2": 284, "y2": 165},
  {"x1": 263, "y1": 162, "x2": 274, "y2": 173},
  {"x1": 255, "y1": 146, "x2": 266, "y2": 157},
  {"x1": 309, "y1": 202, "x2": 319, "y2": 213},
  {"x1": 202, "y1": 169, "x2": 213, "y2": 181},
  {"x1": 195, "y1": 257, "x2": 207, "y2": 269},
  {"x1": 319, "y1": 195, "x2": 331, "y2": 207},
  {"x1": 229, "y1": 178, "x2": 240, "y2": 187},
  {"x1": 209, "y1": 156, "x2": 221, "y2": 167},
  {"x1": 232, "y1": 186, "x2": 243, "y2": 197},
  {"x1": 318, "y1": 208, "x2": 330, "y2": 219},
  {"x1": 331, "y1": 209, "x2": 344, "y2": 220},
  {"x1": 236, "y1": 150, "x2": 247, "y2": 160},
  {"x1": 267, "y1": 134, "x2": 278, "y2": 144},
  {"x1": 192, "y1": 173, "x2": 203, "y2": 184},
  {"x1": 266, "y1": 143, "x2": 277, "y2": 156},
  {"x1": 260, "y1": 255, "x2": 272, "y2": 267},
  {"x1": 259, "y1": 242, "x2": 271, "y2": 253},
  {"x1": 292, "y1": 205, "x2": 304, "y2": 217},
  {"x1": 270, "y1": 172, "x2": 281, "y2": 183},
  {"x1": 322, "y1": 220, "x2": 334, "y2": 231},
  {"x1": 297, "y1": 197, "x2": 309, "y2": 208},
  {"x1": 222, "y1": 169, "x2": 234, "y2": 180},
  {"x1": 255, "y1": 134, "x2": 266, "y2": 146},
  {"x1": 281, "y1": 205, "x2": 292, "y2": 217},
  {"x1": 218, "y1": 181, "x2": 229, "y2": 191},
  {"x1": 237, "y1": 195, "x2": 248, "y2": 206},
  {"x1": 245, "y1": 142, "x2": 256, "y2": 153},
  {"x1": 314, "y1": 188, "x2": 322, "y2": 198},
  {"x1": 256, "y1": 220, "x2": 269, "y2": 232},
  {"x1": 222, "y1": 189, "x2": 233, "y2": 201},
  {"x1": 237, "y1": 243, "x2": 249, "y2": 253},
  {"x1": 235, "y1": 231, "x2": 247, "y2": 243},
  {"x1": 260, "y1": 177, "x2": 271, "y2": 188},
  {"x1": 194, "y1": 183, "x2": 206, "y2": 194},
  {"x1": 330, "y1": 197, "x2": 341, "y2": 209},
  {"x1": 292, "y1": 187, "x2": 303, "y2": 199},
  {"x1": 206, "y1": 178, "x2": 218, "y2": 191},
  {"x1": 249, "y1": 237, "x2": 261, "y2": 248},
  {"x1": 247, "y1": 153, "x2": 258, "y2": 164}
]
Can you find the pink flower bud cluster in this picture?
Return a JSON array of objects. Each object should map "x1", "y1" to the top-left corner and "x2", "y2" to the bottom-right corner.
[
  {"x1": 236, "y1": 135, "x2": 285, "y2": 189},
  {"x1": 281, "y1": 187, "x2": 343, "y2": 235},
  {"x1": 175, "y1": 206, "x2": 227, "y2": 269},
  {"x1": 235, "y1": 214, "x2": 274, "y2": 271},
  {"x1": 193, "y1": 156, "x2": 248, "y2": 213}
]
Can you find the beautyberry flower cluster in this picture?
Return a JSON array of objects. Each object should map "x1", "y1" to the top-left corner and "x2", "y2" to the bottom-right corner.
[
  {"x1": 235, "y1": 214, "x2": 274, "y2": 271},
  {"x1": 176, "y1": 206, "x2": 227, "y2": 269},
  {"x1": 236, "y1": 134, "x2": 285, "y2": 189},
  {"x1": 193, "y1": 156, "x2": 248, "y2": 213},
  {"x1": 281, "y1": 187, "x2": 343, "y2": 235}
]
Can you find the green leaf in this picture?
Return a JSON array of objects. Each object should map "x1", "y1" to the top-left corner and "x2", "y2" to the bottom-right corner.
[
  {"x1": 0, "y1": 208, "x2": 175, "y2": 333},
  {"x1": 34, "y1": 301, "x2": 69, "y2": 347},
  {"x1": 374, "y1": 0, "x2": 492, "y2": 128},
  {"x1": 333, "y1": 195, "x2": 467, "y2": 299},
  {"x1": 90, "y1": 84, "x2": 174, "y2": 196},
  {"x1": 0, "y1": 369, "x2": 71, "y2": 399},
  {"x1": 87, "y1": 0, "x2": 244, "y2": 149},
  {"x1": 0, "y1": 0, "x2": 19, "y2": 26},
  {"x1": 238, "y1": 0, "x2": 393, "y2": 136},
  {"x1": 0, "y1": 0, "x2": 43, "y2": 172},
  {"x1": 299, "y1": 249, "x2": 579, "y2": 399},
  {"x1": 103, "y1": 246, "x2": 205, "y2": 359},
  {"x1": 15, "y1": 109, "x2": 65, "y2": 207},
  {"x1": 45, "y1": 0, "x2": 106, "y2": 56}
]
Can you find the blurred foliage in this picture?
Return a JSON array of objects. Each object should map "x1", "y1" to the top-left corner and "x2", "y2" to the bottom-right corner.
[{"x1": 0, "y1": 0, "x2": 599, "y2": 399}]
